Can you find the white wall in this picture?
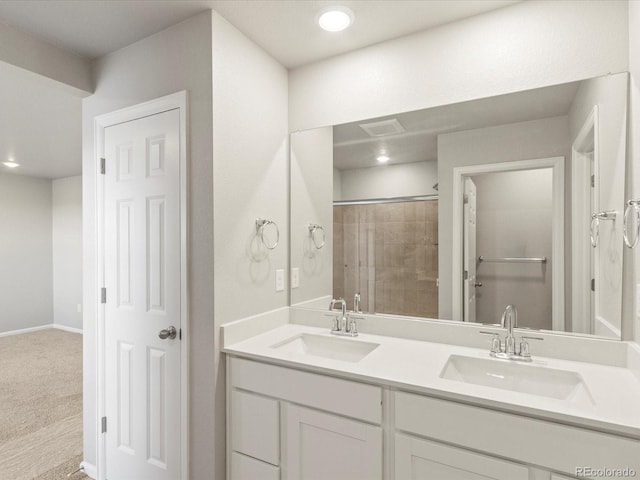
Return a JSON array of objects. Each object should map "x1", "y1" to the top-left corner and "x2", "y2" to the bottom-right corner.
[
  {"x1": 338, "y1": 161, "x2": 437, "y2": 201},
  {"x1": 568, "y1": 73, "x2": 628, "y2": 337},
  {"x1": 211, "y1": 11, "x2": 289, "y2": 480},
  {"x1": 289, "y1": 0, "x2": 628, "y2": 132},
  {"x1": 291, "y1": 127, "x2": 333, "y2": 306},
  {"x1": 52, "y1": 175, "x2": 82, "y2": 331},
  {"x1": 0, "y1": 173, "x2": 52, "y2": 333},
  {"x1": 473, "y1": 170, "x2": 553, "y2": 329},
  {"x1": 630, "y1": 1, "x2": 640, "y2": 344},
  {"x1": 81, "y1": 11, "x2": 213, "y2": 474},
  {"x1": 437, "y1": 116, "x2": 570, "y2": 320}
]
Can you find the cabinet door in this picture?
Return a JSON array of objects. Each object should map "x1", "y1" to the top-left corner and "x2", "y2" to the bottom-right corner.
[
  {"x1": 285, "y1": 405, "x2": 382, "y2": 480},
  {"x1": 395, "y1": 434, "x2": 529, "y2": 480}
]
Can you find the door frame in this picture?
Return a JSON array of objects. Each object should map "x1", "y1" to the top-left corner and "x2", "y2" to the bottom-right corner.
[
  {"x1": 93, "y1": 91, "x2": 189, "y2": 480},
  {"x1": 451, "y1": 157, "x2": 564, "y2": 330}
]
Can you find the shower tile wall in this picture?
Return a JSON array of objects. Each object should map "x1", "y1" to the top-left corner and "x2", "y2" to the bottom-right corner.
[{"x1": 333, "y1": 200, "x2": 438, "y2": 318}]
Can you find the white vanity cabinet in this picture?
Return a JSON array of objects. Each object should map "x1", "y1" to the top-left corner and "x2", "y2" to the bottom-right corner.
[
  {"x1": 227, "y1": 357, "x2": 383, "y2": 480},
  {"x1": 227, "y1": 356, "x2": 639, "y2": 480},
  {"x1": 395, "y1": 433, "x2": 529, "y2": 480}
]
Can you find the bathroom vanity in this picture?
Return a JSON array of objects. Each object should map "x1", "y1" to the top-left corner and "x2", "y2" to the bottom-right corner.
[{"x1": 223, "y1": 309, "x2": 640, "y2": 480}]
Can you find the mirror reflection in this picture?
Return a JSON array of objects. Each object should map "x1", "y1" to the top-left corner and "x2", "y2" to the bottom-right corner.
[{"x1": 290, "y1": 72, "x2": 628, "y2": 339}]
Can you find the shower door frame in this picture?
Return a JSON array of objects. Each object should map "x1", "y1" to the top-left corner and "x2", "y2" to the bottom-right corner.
[{"x1": 451, "y1": 157, "x2": 565, "y2": 331}]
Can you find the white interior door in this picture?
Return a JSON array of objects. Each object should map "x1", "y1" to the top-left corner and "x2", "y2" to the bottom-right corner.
[
  {"x1": 463, "y1": 177, "x2": 478, "y2": 322},
  {"x1": 104, "y1": 109, "x2": 182, "y2": 480}
]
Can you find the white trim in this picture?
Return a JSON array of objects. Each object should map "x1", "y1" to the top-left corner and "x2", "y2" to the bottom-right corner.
[
  {"x1": 452, "y1": 157, "x2": 565, "y2": 330},
  {"x1": 80, "y1": 461, "x2": 98, "y2": 479},
  {"x1": 52, "y1": 324, "x2": 83, "y2": 334},
  {"x1": 0, "y1": 324, "x2": 51, "y2": 338},
  {"x1": 93, "y1": 91, "x2": 189, "y2": 480},
  {"x1": 571, "y1": 106, "x2": 599, "y2": 334}
]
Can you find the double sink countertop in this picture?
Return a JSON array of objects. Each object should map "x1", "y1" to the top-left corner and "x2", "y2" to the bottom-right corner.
[{"x1": 222, "y1": 314, "x2": 640, "y2": 440}]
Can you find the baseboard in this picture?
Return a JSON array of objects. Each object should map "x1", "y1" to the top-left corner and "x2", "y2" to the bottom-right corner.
[
  {"x1": 0, "y1": 324, "x2": 52, "y2": 338},
  {"x1": 80, "y1": 461, "x2": 97, "y2": 479},
  {"x1": 52, "y1": 324, "x2": 83, "y2": 334}
]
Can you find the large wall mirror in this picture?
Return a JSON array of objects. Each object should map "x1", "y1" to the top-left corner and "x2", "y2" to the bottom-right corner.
[{"x1": 290, "y1": 72, "x2": 628, "y2": 339}]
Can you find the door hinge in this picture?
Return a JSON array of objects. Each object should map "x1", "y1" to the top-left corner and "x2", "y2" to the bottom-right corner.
[
  {"x1": 179, "y1": 328, "x2": 182, "y2": 340},
  {"x1": 591, "y1": 278, "x2": 595, "y2": 292},
  {"x1": 463, "y1": 270, "x2": 469, "y2": 280},
  {"x1": 463, "y1": 194, "x2": 469, "y2": 204},
  {"x1": 101, "y1": 416, "x2": 107, "y2": 433},
  {"x1": 101, "y1": 287, "x2": 107, "y2": 304},
  {"x1": 591, "y1": 174, "x2": 595, "y2": 188},
  {"x1": 100, "y1": 157, "x2": 106, "y2": 175}
]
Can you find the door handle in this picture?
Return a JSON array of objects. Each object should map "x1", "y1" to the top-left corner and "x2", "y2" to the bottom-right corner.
[
  {"x1": 474, "y1": 282, "x2": 483, "y2": 287},
  {"x1": 158, "y1": 325, "x2": 177, "y2": 340}
]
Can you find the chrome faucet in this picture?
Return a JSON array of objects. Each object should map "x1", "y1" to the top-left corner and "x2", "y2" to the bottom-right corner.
[
  {"x1": 327, "y1": 298, "x2": 360, "y2": 337},
  {"x1": 480, "y1": 304, "x2": 543, "y2": 362},
  {"x1": 353, "y1": 293, "x2": 361, "y2": 313},
  {"x1": 502, "y1": 304, "x2": 517, "y2": 356}
]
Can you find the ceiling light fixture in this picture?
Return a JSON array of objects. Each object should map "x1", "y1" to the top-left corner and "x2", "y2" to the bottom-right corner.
[
  {"x1": 3, "y1": 160, "x2": 19, "y2": 168},
  {"x1": 317, "y1": 6, "x2": 354, "y2": 32},
  {"x1": 376, "y1": 155, "x2": 390, "y2": 163}
]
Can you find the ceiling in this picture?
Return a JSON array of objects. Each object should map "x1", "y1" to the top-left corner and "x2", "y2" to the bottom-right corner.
[
  {"x1": 333, "y1": 81, "x2": 581, "y2": 171},
  {"x1": 0, "y1": 0, "x2": 520, "y2": 179},
  {"x1": 0, "y1": 63, "x2": 81, "y2": 179},
  {"x1": 0, "y1": 1, "x2": 520, "y2": 67}
]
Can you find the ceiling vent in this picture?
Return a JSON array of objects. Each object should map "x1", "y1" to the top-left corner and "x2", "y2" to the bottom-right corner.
[{"x1": 359, "y1": 118, "x2": 405, "y2": 137}]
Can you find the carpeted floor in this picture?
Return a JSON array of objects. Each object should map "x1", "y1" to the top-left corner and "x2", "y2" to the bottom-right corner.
[{"x1": 0, "y1": 329, "x2": 88, "y2": 480}]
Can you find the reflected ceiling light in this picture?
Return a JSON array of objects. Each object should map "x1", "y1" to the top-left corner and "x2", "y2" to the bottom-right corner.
[
  {"x1": 376, "y1": 155, "x2": 390, "y2": 163},
  {"x1": 3, "y1": 160, "x2": 19, "y2": 168},
  {"x1": 318, "y1": 6, "x2": 354, "y2": 32}
]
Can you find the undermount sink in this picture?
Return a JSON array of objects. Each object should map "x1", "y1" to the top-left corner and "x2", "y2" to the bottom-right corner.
[
  {"x1": 440, "y1": 354, "x2": 594, "y2": 403},
  {"x1": 271, "y1": 333, "x2": 379, "y2": 363}
]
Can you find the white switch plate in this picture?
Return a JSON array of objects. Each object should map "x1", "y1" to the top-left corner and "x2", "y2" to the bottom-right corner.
[
  {"x1": 276, "y1": 269, "x2": 285, "y2": 292},
  {"x1": 291, "y1": 268, "x2": 300, "y2": 289},
  {"x1": 77, "y1": 303, "x2": 82, "y2": 313}
]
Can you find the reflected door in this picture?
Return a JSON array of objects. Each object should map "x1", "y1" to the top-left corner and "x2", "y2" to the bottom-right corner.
[
  {"x1": 463, "y1": 178, "x2": 478, "y2": 322},
  {"x1": 104, "y1": 109, "x2": 182, "y2": 479}
]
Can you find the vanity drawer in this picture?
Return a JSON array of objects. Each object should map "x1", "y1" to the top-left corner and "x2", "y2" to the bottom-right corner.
[
  {"x1": 231, "y1": 390, "x2": 279, "y2": 465},
  {"x1": 229, "y1": 357, "x2": 382, "y2": 424},
  {"x1": 231, "y1": 452, "x2": 279, "y2": 480},
  {"x1": 394, "y1": 391, "x2": 640, "y2": 477}
]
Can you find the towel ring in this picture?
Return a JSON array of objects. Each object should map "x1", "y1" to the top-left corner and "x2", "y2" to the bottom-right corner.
[
  {"x1": 590, "y1": 211, "x2": 616, "y2": 248},
  {"x1": 624, "y1": 200, "x2": 640, "y2": 249},
  {"x1": 256, "y1": 218, "x2": 279, "y2": 250},
  {"x1": 308, "y1": 223, "x2": 326, "y2": 249}
]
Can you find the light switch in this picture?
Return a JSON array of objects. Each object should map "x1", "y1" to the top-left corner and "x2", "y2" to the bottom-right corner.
[
  {"x1": 291, "y1": 268, "x2": 300, "y2": 289},
  {"x1": 276, "y1": 269, "x2": 285, "y2": 292}
]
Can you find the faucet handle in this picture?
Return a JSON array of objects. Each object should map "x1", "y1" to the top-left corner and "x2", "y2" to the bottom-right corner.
[
  {"x1": 480, "y1": 331, "x2": 502, "y2": 353},
  {"x1": 347, "y1": 315, "x2": 364, "y2": 336},
  {"x1": 324, "y1": 313, "x2": 340, "y2": 332},
  {"x1": 519, "y1": 336, "x2": 543, "y2": 358}
]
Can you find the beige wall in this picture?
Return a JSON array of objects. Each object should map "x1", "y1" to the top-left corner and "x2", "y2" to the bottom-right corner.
[
  {"x1": 289, "y1": 0, "x2": 628, "y2": 132},
  {"x1": 0, "y1": 173, "x2": 52, "y2": 334},
  {"x1": 52, "y1": 175, "x2": 82, "y2": 331}
]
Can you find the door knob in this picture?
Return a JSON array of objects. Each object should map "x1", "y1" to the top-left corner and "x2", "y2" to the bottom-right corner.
[
  {"x1": 158, "y1": 326, "x2": 177, "y2": 340},
  {"x1": 474, "y1": 282, "x2": 483, "y2": 287}
]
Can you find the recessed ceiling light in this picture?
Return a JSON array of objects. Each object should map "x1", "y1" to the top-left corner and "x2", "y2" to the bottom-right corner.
[
  {"x1": 3, "y1": 161, "x2": 19, "y2": 168},
  {"x1": 376, "y1": 155, "x2": 390, "y2": 163},
  {"x1": 318, "y1": 6, "x2": 354, "y2": 32}
]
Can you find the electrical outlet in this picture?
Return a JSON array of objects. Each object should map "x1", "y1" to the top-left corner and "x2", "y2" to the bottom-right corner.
[
  {"x1": 276, "y1": 269, "x2": 285, "y2": 292},
  {"x1": 291, "y1": 268, "x2": 300, "y2": 289}
]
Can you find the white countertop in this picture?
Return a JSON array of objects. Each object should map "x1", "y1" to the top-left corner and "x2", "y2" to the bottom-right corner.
[{"x1": 223, "y1": 322, "x2": 640, "y2": 439}]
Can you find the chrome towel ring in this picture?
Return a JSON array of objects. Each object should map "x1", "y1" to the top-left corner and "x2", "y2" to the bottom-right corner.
[
  {"x1": 590, "y1": 211, "x2": 617, "y2": 248},
  {"x1": 308, "y1": 223, "x2": 326, "y2": 249},
  {"x1": 623, "y1": 200, "x2": 640, "y2": 249},
  {"x1": 256, "y1": 218, "x2": 279, "y2": 250}
]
